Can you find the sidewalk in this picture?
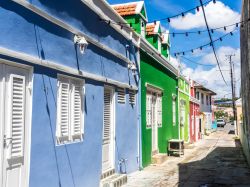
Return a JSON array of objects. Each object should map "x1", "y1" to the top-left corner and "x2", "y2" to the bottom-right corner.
[{"x1": 125, "y1": 125, "x2": 250, "y2": 187}]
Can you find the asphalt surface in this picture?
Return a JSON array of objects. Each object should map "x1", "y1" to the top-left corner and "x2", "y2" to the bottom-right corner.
[{"x1": 125, "y1": 124, "x2": 250, "y2": 187}]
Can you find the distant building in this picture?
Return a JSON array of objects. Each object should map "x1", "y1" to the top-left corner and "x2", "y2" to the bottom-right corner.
[
  {"x1": 178, "y1": 76, "x2": 190, "y2": 142},
  {"x1": 189, "y1": 80, "x2": 201, "y2": 143},
  {"x1": 194, "y1": 82, "x2": 216, "y2": 136}
]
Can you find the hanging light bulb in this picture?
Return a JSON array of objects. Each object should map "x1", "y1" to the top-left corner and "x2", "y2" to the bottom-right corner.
[
  {"x1": 213, "y1": 0, "x2": 216, "y2": 3},
  {"x1": 183, "y1": 52, "x2": 185, "y2": 55},
  {"x1": 185, "y1": 32, "x2": 188, "y2": 37},
  {"x1": 236, "y1": 23, "x2": 239, "y2": 27},
  {"x1": 154, "y1": 21, "x2": 156, "y2": 25},
  {"x1": 224, "y1": 26, "x2": 226, "y2": 31},
  {"x1": 230, "y1": 32, "x2": 233, "y2": 36},
  {"x1": 220, "y1": 37, "x2": 222, "y2": 41},
  {"x1": 198, "y1": 31, "x2": 201, "y2": 34},
  {"x1": 174, "y1": 53, "x2": 177, "y2": 57},
  {"x1": 182, "y1": 12, "x2": 185, "y2": 17},
  {"x1": 167, "y1": 18, "x2": 171, "y2": 23},
  {"x1": 211, "y1": 29, "x2": 214, "y2": 33},
  {"x1": 191, "y1": 49, "x2": 194, "y2": 53},
  {"x1": 200, "y1": 46, "x2": 203, "y2": 50},
  {"x1": 196, "y1": 6, "x2": 200, "y2": 12}
]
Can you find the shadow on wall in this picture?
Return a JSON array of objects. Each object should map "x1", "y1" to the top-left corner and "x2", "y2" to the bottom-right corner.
[{"x1": 177, "y1": 141, "x2": 250, "y2": 187}]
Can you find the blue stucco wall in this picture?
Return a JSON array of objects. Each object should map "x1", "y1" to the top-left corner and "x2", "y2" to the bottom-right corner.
[{"x1": 0, "y1": 1, "x2": 139, "y2": 187}]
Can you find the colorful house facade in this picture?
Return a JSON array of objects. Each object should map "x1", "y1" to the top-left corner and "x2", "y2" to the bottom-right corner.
[
  {"x1": 189, "y1": 80, "x2": 201, "y2": 143},
  {"x1": 0, "y1": 1, "x2": 141, "y2": 187},
  {"x1": 194, "y1": 82, "x2": 216, "y2": 136},
  {"x1": 112, "y1": 1, "x2": 179, "y2": 168},
  {"x1": 178, "y1": 76, "x2": 190, "y2": 142}
]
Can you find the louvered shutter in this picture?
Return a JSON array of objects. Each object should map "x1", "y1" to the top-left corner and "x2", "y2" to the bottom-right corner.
[
  {"x1": 117, "y1": 88, "x2": 126, "y2": 104},
  {"x1": 146, "y1": 93, "x2": 152, "y2": 128},
  {"x1": 71, "y1": 83, "x2": 83, "y2": 140},
  {"x1": 9, "y1": 75, "x2": 25, "y2": 158},
  {"x1": 157, "y1": 96, "x2": 162, "y2": 127},
  {"x1": 103, "y1": 89, "x2": 111, "y2": 144},
  {"x1": 57, "y1": 82, "x2": 70, "y2": 143},
  {"x1": 129, "y1": 90, "x2": 136, "y2": 105}
]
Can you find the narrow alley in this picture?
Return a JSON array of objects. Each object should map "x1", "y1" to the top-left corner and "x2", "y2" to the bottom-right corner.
[{"x1": 125, "y1": 125, "x2": 250, "y2": 187}]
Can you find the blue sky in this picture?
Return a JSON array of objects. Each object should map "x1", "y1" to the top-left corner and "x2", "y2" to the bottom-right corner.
[{"x1": 108, "y1": 0, "x2": 242, "y2": 98}]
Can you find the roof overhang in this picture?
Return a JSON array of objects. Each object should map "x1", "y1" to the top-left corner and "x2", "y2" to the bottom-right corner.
[
  {"x1": 194, "y1": 85, "x2": 216, "y2": 95},
  {"x1": 140, "y1": 37, "x2": 178, "y2": 76},
  {"x1": 81, "y1": 0, "x2": 140, "y2": 47}
]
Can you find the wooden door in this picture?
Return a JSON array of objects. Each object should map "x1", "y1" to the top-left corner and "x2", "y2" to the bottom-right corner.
[
  {"x1": 1, "y1": 63, "x2": 31, "y2": 187},
  {"x1": 102, "y1": 87, "x2": 114, "y2": 172}
]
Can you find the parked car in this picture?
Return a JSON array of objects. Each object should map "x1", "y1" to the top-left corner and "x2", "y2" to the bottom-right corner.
[{"x1": 217, "y1": 119, "x2": 226, "y2": 127}]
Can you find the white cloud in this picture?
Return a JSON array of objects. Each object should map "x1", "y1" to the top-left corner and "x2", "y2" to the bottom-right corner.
[
  {"x1": 182, "y1": 46, "x2": 241, "y2": 98},
  {"x1": 170, "y1": 1, "x2": 241, "y2": 31}
]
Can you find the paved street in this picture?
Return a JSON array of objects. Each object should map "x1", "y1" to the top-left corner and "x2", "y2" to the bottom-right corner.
[{"x1": 125, "y1": 124, "x2": 250, "y2": 187}]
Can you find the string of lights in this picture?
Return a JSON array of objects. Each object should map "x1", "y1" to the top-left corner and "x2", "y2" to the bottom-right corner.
[
  {"x1": 100, "y1": 0, "x2": 216, "y2": 30},
  {"x1": 147, "y1": 19, "x2": 248, "y2": 36},
  {"x1": 150, "y1": 0, "x2": 215, "y2": 22},
  {"x1": 173, "y1": 27, "x2": 239, "y2": 56}
]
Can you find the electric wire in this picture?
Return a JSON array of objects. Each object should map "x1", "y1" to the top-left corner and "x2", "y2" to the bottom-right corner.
[
  {"x1": 180, "y1": 56, "x2": 214, "y2": 67},
  {"x1": 199, "y1": 0, "x2": 227, "y2": 85}
]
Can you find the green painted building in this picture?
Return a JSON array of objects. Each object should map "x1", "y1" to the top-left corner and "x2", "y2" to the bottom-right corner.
[
  {"x1": 178, "y1": 77, "x2": 190, "y2": 142},
  {"x1": 112, "y1": 1, "x2": 179, "y2": 167}
]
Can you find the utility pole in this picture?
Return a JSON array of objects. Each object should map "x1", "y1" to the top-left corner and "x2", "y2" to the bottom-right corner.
[{"x1": 226, "y1": 54, "x2": 237, "y2": 135}]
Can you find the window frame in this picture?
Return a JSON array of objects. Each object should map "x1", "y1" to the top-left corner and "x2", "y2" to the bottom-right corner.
[{"x1": 56, "y1": 75, "x2": 85, "y2": 145}]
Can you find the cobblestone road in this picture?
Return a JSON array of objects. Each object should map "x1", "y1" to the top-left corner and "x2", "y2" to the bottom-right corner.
[{"x1": 125, "y1": 125, "x2": 250, "y2": 187}]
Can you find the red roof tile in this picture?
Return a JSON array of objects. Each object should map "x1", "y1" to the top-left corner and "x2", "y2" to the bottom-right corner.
[{"x1": 113, "y1": 4, "x2": 137, "y2": 16}]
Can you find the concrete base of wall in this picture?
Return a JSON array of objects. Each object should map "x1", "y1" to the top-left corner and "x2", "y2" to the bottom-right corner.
[{"x1": 240, "y1": 125, "x2": 250, "y2": 166}]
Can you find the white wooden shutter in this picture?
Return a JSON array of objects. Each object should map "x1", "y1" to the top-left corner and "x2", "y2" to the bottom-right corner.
[
  {"x1": 146, "y1": 93, "x2": 152, "y2": 128},
  {"x1": 57, "y1": 82, "x2": 70, "y2": 143},
  {"x1": 157, "y1": 95, "x2": 162, "y2": 127},
  {"x1": 129, "y1": 90, "x2": 136, "y2": 105},
  {"x1": 71, "y1": 84, "x2": 83, "y2": 140},
  {"x1": 103, "y1": 89, "x2": 111, "y2": 144},
  {"x1": 117, "y1": 88, "x2": 126, "y2": 104},
  {"x1": 10, "y1": 74, "x2": 25, "y2": 158}
]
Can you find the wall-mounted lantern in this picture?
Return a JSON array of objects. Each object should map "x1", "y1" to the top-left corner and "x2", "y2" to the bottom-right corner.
[{"x1": 74, "y1": 35, "x2": 88, "y2": 54}]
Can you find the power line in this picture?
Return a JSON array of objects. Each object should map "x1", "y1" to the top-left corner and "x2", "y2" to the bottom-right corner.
[
  {"x1": 197, "y1": 0, "x2": 227, "y2": 85},
  {"x1": 180, "y1": 56, "x2": 214, "y2": 66},
  {"x1": 151, "y1": 0, "x2": 214, "y2": 22}
]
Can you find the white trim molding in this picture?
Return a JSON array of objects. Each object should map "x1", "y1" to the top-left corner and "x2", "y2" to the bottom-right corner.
[
  {"x1": 0, "y1": 47, "x2": 137, "y2": 91},
  {"x1": 145, "y1": 83, "x2": 163, "y2": 94},
  {"x1": 11, "y1": 0, "x2": 137, "y2": 65}
]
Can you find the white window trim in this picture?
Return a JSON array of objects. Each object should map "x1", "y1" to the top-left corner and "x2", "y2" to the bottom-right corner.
[
  {"x1": 56, "y1": 75, "x2": 85, "y2": 145},
  {"x1": 158, "y1": 36, "x2": 162, "y2": 53},
  {"x1": 146, "y1": 89, "x2": 163, "y2": 129}
]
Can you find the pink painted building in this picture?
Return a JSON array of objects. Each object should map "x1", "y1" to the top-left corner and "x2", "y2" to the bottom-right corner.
[{"x1": 189, "y1": 80, "x2": 201, "y2": 143}]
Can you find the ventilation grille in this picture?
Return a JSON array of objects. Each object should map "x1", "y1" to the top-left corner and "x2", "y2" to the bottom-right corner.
[
  {"x1": 117, "y1": 88, "x2": 126, "y2": 104},
  {"x1": 129, "y1": 90, "x2": 136, "y2": 105}
]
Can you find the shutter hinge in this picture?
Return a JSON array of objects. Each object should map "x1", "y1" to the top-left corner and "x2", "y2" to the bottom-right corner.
[{"x1": 28, "y1": 82, "x2": 32, "y2": 93}]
